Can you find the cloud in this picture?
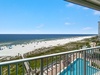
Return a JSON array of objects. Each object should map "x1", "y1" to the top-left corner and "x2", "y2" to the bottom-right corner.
[
  {"x1": 36, "y1": 24, "x2": 44, "y2": 28},
  {"x1": 94, "y1": 10, "x2": 100, "y2": 15},
  {"x1": 66, "y1": 3, "x2": 74, "y2": 7},
  {"x1": 65, "y1": 22, "x2": 71, "y2": 25},
  {"x1": 83, "y1": 27, "x2": 92, "y2": 30},
  {"x1": 65, "y1": 22, "x2": 75, "y2": 26},
  {"x1": 83, "y1": 7, "x2": 89, "y2": 10},
  {"x1": 66, "y1": 3, "x2": 89, "y2": 10}
]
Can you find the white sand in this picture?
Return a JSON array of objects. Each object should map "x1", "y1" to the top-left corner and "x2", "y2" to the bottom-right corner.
[{"x1": 0, "y1": 36, "x2": 94, "y2": 56}]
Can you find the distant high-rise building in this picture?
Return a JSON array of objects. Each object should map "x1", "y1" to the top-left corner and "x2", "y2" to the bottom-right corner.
[{"x1": 98, "y1": 21, "x2": 100, "y2": 40}]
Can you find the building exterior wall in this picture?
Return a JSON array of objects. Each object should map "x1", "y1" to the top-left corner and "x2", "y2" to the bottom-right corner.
[{"x1": 98, "y1": 21, "x2": 100, "y2": 40}]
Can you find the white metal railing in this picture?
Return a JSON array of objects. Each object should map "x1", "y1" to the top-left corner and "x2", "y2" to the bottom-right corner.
[{"x1": 0, "y1": 46, "x2": 100, "y2": 75}]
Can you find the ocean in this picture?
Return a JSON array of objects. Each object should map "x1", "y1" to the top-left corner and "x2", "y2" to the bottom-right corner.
[{"x1": 0, "y1": 34, "x2": 96, "y2": 46}]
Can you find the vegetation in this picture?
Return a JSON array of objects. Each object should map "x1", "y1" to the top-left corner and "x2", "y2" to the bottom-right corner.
[
  {"x1": 1, "y1": 36, "x2": 100, "y2": 75},
  {"x1": 92, "y1": 62, "x2": 100, "y2": 69},
  {"x1": 1, "y1": 63, "x2": 25, "y2": 75},
  {"x1": 25, "y1": 41, "x2": 90, "y2": 58},
  {"x1": 93, "y1": 53, "x2": 100, "y2": 60},
  {"x1": 0, "y1": 56, "x2": 21, "y2": 62}
]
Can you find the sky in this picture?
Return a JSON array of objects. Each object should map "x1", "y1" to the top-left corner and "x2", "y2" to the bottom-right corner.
[{"x1": 0, "y1": 0, "x2": 100, "y2": 34}]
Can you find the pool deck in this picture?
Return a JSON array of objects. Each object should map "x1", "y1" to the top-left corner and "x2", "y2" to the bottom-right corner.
[
  {"x1": 94, "y1": 71, "x2": 100, "y2": 75},
  {"x1": 43, "y1": 53, "x2": 81, "y2": 75},
  {"x1": 43, "y1": 52, "x2": 100, "y2": 75}
]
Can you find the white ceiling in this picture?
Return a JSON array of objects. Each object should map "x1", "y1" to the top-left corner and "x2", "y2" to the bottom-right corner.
[
  {"x1": 87, "y1": 0, "x2": 100, "y2": 5},
  {"x1": 66, "y1": 0, "x2": 100, "y2": 11}
]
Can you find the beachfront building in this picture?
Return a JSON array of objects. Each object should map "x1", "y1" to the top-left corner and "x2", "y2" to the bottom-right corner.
[
  {"x1": 98, "y1": 21, "x2": 100, "y2": 40},
  {"x1": 0, "y1": 0, "x2": 100, "y2": 75}
]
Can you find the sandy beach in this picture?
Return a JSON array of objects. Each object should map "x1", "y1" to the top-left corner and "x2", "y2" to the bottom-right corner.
[{"x1": 0, "y1": 36, "x2": 94, "y2": 56}]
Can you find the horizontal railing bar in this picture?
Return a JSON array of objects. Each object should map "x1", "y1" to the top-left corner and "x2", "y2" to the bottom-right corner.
[{"x1": 0, "y1": 46, "x2": 100, "y2": 65}]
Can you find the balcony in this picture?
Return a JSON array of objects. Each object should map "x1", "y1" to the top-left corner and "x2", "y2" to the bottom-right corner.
[
  {"x1": 0, "y1": 46, "x2": 100, "y2": 75},
  {"x1": 0, "y1": 0, "x2": 99, "y2": 75},
  {"x1": 65, "y1": 0, "x2": 100, "y2": 11}
]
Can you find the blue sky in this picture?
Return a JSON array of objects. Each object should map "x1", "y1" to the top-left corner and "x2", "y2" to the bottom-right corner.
[{"x1": 0, "y1": 0, "x2": 100, "y2": 34}]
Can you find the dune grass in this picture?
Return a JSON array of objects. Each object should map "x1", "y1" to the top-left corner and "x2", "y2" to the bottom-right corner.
[{"x1": 1, "y1": 36, "x2": 100, "y2": 75}]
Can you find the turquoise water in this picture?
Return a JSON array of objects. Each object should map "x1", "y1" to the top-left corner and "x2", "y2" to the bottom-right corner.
[{"x1": 60, "y1": 58, "x2": 100, "y2": 75}]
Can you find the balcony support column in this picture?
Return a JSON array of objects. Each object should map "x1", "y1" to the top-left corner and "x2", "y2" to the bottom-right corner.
[{"x1": 98, "y1": 21, "x2": 100, "y2": 41}]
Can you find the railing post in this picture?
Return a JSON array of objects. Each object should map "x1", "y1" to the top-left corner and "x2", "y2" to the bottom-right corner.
[
  {"x1": 83, "y1": 51, "x2": 86, "y2": 75},
  {"x1": 16, "y1": 63, "x2": 18, "y2": 75},
  {"x1": 40, "y1": 58, "x2": 43, "y2": 75},
  {"x1": 8, "y1": 65, "x2": 10, "y2": 75},
  {"x1": 0, "y1": 66, "x2": 2, "y2": 75}
]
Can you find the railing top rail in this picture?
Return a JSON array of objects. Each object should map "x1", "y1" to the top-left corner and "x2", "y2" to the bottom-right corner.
[{"x1": 0, "y1": 46, "x2": 100, "y2": 65}]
